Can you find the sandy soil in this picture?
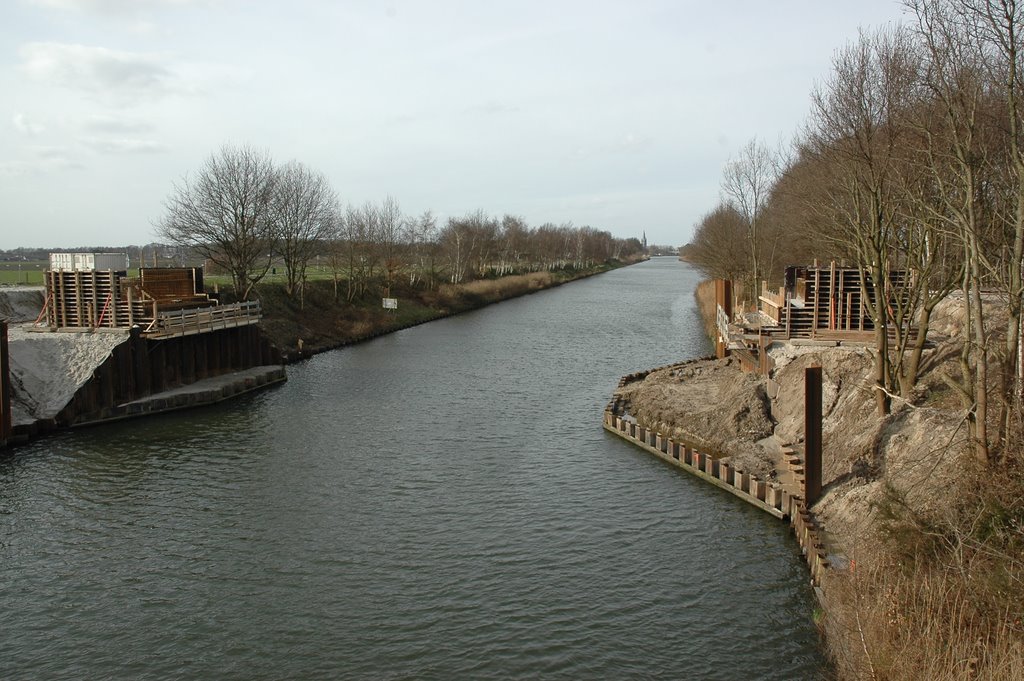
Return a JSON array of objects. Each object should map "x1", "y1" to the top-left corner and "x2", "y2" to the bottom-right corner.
[
  {"x1": 617, "y1": 292, "x2": 973, "y2": 559},
  {"x1": 614, "y1": 357, "x2": 776, "y2": 478},
  {"x1": 0, "y1": 286, "x2": 45, "y2": 323},
  {"x1": 7, "y1": 326, "x2": 128, "y2": 426}
]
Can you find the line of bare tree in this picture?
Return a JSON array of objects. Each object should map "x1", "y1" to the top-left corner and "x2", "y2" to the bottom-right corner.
[
  {"x1": 158, "y1": 144, "x2": 644, "y2": 307},
  {"x1": 683, "y1": 0, "x2": 1024, "y2": 464}
]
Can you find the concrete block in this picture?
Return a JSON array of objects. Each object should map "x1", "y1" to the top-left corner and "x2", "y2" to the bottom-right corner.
[
  {"x1": 682, "y1": 446, "x2": 692, "y2": 466},
  {"x1": 691, "y1": 451, "x2": 701, "y2": 470}
]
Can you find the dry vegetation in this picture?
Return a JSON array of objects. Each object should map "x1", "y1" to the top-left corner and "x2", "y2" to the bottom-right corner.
[
  {"x1": 254, "y1": 263, "x2": 619, "y2": 359},
  {"x1": 823, "y1": 458, "x2": 1024, "y2": 680},
  {"x1": 647, "y1": 291, "x2": 1024, "y2": 678},
  {"x1": 676, "y1": 5, "x2": 1024, "y2": 674}
]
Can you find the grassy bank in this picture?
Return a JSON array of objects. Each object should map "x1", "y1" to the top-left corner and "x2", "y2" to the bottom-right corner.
[{"x1": 253, "y1": 261, "x2": 634, "y2": 361}]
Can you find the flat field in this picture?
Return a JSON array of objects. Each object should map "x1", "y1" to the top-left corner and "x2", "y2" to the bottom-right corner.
[{"x1": 0, "y1": 262, "x2": 46, "y2": 285}]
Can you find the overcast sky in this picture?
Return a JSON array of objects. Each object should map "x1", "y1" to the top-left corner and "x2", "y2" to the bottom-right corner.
[{"x1": 1, "y1": 0, "x2": 911, "y2": 250}]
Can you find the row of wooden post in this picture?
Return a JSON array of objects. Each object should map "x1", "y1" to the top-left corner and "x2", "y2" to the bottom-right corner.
[{"x1": 604, "y1": 365, "x2": 827, "y2": 582}]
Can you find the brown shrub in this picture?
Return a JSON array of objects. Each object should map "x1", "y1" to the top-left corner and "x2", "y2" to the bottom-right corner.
[
  {"x1": 694, "y1": 279, "x2": 718, "y2": 344},
  {"x1": 824, "y1": 456, "x2": 1024, "y2": 680}
]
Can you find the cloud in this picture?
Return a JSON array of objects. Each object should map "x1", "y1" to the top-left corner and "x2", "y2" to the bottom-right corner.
[
  {"x1": 466, "y1": 101, "x2": 520, "y2": 116},
  {"x1": 80, "y1": 136, "x2": 168, "y2": 153},
  {"x1": 82, "y1": 114, "x2": 154, "y2": 134},
  {"x1": 30, "y1": 0, "x2": 201, "y2": 14},
  {"x1": 602, "y1": 131, "x2": 652, "y2": 153},
  {"x1": 19, "y1": 42, "x2": 178, "y2": 103},
  {"x1": 13, "y1": 113, "x2": 46, "y2": 136},
  {"x1": 1, "y1": 147, "x2": 87, "y2": 176}
]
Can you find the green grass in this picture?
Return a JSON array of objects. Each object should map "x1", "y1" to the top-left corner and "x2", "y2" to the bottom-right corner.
[{"x1": 0, "y1": 262, "x2": 46, "y2": 285}]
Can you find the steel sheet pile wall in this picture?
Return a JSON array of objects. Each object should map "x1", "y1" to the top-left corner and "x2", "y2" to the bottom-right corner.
[
  {"x1": 0, "y1": 321, "x2": 10, "y2": 447},
  {"x1": 56, "y1": 325, "x2": 281, "y2": 427}
]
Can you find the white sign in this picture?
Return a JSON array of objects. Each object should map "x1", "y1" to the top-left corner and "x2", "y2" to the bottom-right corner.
[{"x1": 382, "y1": 297, "x2": 398, "y2": 310}]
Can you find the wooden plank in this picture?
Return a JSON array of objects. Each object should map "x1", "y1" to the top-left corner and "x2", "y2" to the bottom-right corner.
[
  {"x1": 829, "y1": 260, "x2": 836, "y2": 330},
  {"x1": 811, "y1": 268, "x2": 820, "y2": 336},
  {"x1": 91, "y1": 270, "x2": 98, "y2": 327}
]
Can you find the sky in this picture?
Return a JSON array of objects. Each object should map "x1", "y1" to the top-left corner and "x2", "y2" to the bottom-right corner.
[{"x1": 0, "y1": 0, "x2": 912, "y2": 250}]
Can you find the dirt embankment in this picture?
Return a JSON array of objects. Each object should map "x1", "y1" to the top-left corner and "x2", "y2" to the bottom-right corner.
[
  {"x1": 614, "y1": 357, "x2": 776, "y2": 478},
  {"x1": 1, "y1": 288, "x2": 128, "y2": 428},
  {"x1": 615, "y1": 293, "x2": 1024, "y2": 679},
  {"x1": 615, "y1": 295, "x2": 973, "y2": 548},
  {"x1": 767, "y1": 343, "x2": 969, "y2": 547}
]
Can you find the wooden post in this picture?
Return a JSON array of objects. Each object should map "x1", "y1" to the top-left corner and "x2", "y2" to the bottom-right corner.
[
  {"x1": 811, "y1": 267, "x2": 820, "y2": 335},
  {"x1": 715, "y1": 278, "x2": 733, "y2": 359},
  {"x1": 90, "y1": 270, "x2": 98, "y2": 327},
  {"x1": 805, "y1": 366, "x2": 823, "y2": 505},
  {"x1": 127, "y1": 286, "x2": 134, "y2": 327}
]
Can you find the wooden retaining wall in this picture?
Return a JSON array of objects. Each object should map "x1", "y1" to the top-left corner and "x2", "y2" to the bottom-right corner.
[{"x1": 604, "y1": 377, "x2": 833, "y2": 586}]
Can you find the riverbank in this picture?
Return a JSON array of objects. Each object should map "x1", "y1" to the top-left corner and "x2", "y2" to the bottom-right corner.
[
  {"x1": 0, "y1": 257, "x2": 826, "y2": 679},
  {"x1": 613, "y1": 286, "x2": 1024, "y2": 679},
  {"x1": 253, "y1": 259, "x2": 641, "y2": 362},
  {"x1": 0, "y1": 259, "x2": 640, "y2": 448}
]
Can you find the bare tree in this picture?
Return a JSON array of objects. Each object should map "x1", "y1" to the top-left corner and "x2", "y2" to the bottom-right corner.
[
  {"x1": 721, "y1": 137, "x2": 778, "y2": 305},
  {"x1": 499, "y1": 215, "x2": 531, "y2": 275},
  {"x1": 962, "y1": 0, "x2": 1024, "y2": 453},
  {"x1": 376, "y1": 195, "x2": 404, "y2": 292},
  {"x1": 158, "y1": 144, "x2": 277, "y2": 301},
  {"x1": 807, "y1": 26, "x2": 920, "y2": 415},
  {"x1": 272, "y1": 161, "x2": 339, "y2": 305},
  {"x1": 901, "y1": 0, "x2": 1000, "y2": 460},
  {"x1": 686, "y1": 203, "x2": 749, "y2": 284},
  {"x1": 405, "y1": 210, "x2": 438, "y2": 288},
  {"x1": 340, "y1": 203, "x2": 380, "y2": 302}
]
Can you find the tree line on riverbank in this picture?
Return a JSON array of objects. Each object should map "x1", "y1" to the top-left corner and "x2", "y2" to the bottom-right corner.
[
  {"x1": 157, "y1": 145, "x2": 644, "y2": 305},
  {"x1": 684, "y1": 2, "x2": 1024, "y2": 678},
  {"x1": 685, "y1": 0, "x2": 1024, "y2": 463}
]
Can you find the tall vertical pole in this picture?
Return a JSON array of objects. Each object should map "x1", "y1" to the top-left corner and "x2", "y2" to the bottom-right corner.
[
  {"x1": 0, "y1": 321, "x2": 11, "y2": 446},
  {"x1": 715, "y1": 279, "x2": 733, "y2": 359},
  {"x1": 805, "y1": 365, "x2": 823, "y2": 505}
]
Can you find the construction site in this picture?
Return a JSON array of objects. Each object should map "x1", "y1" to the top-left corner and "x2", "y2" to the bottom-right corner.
[
  {"x1": 602, "y1": 259, "x2": 946, "y2": 593},
  {"x1": 0, "y1": 253, "x2": 284, "y2": 448}
]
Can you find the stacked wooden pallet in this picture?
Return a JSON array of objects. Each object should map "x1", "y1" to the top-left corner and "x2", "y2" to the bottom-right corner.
[{"x1": 775, "y1": 263, "x2": 912, "y2": 339}]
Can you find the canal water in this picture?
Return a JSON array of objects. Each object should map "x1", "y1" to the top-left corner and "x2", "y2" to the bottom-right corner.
[{"x1": 0, "y1": 258, "x2": 826, "y2": 679}]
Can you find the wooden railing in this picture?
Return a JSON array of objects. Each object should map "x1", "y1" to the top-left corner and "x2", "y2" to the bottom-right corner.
[
  {"x1": 759, "y1": 281, "x2": 786, "y2": 323},
  {"x1": 147, "y1": 301, "x2": 261, "y2": 338}
]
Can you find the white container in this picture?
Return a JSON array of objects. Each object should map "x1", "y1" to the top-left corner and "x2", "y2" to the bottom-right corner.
[{"x1": 49, "y1": 252, "x2": 129, "y2": 272}]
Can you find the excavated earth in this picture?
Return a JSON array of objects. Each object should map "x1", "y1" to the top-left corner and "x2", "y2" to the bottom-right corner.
[
  {"x1": 614, "y1": 294, "x2": 974, "y2": 562},
  {"x1": 614, "y1": 357, "x2": 776, "y2": 478}
]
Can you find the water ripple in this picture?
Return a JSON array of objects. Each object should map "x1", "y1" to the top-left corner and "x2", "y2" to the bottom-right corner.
[{"x1": 0, "y1": 260, "x2": 824, "y2": 680}]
